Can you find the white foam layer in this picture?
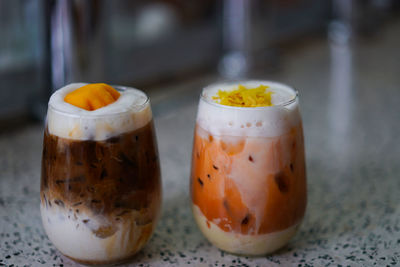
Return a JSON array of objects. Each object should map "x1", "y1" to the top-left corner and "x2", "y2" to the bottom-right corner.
[
  {"x1": 198, "y1": 80, "x2": 301, "y2": 137},
  {"x1": 40, "y1": 204, "x2": 154, "y2": 262},
  {"x1": 47, "y1": 83, "x2": 152, "y2": 140},
  {"x1": 192, "y1": 205, "x2": 300, "y2": 255}
]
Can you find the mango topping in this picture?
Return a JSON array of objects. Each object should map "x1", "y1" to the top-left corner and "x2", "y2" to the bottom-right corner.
[
  {"x1": 64, "y1": 83, "x2": 120, "y2": 111},
  {"x1": 212, "y1": 84, "x2": 273, "y2": 107}
]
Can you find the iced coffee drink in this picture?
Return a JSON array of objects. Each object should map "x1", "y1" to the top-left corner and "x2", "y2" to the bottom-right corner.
[
  {"x1": 190, "y1": 81, "x2": 306, "y2": 255},
  {"x1": 40, "y1": 83, "x2": 161, "y2": 265}
]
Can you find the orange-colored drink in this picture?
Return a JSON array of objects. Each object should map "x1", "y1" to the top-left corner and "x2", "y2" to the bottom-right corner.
[{"x1": 190, "y1": 81, "x2": 306, "y2": 255}]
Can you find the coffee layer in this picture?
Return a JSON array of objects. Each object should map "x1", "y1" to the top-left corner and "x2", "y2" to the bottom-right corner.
[{"x1": 41, "y1": 120, "x2": 160, "y2": 219}]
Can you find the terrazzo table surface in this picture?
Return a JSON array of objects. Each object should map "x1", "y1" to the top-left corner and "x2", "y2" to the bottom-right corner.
[{"x1": 1, "y1": 20, "x2": 400, "y2": 267}]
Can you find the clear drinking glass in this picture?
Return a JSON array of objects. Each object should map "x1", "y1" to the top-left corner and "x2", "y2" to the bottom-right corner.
[
  {"x1": 40, "y1": 84, "x2": 161, "y2": 265},
  {"x1": 190, "y1": 80, "x2": 306, "y2": 255}
]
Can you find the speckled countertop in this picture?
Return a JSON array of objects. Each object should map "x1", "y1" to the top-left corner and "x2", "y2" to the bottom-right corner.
[{"x1": 1, "y1": 20, "x2": 400, "y2": 267}]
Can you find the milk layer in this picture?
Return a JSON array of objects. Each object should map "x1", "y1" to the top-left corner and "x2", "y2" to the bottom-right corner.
[
  {"x1": 198, "y1": 80, "x2": 301, "y2": 137},
  {"x1": 47, "y1": 83, "x2": 152, "y2": 141},
  {"x1": 192, "y1": 205, "x2": 300, "y2": 255},
  {"x1": 40, "y1": 203, "x2": 154, "y2": 262}
]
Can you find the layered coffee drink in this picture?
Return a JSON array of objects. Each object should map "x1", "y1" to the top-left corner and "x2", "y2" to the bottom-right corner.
[
  {"x1": 190, "y1": 81, "x2": 306, "y2": 255},
  {"x1": 40, "y1": 83, "x2": 161, "y2": 265}
]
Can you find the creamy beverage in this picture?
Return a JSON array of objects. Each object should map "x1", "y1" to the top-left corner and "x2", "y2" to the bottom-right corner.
[
  {"x1": 40, "y1": 83, "x2": 161, "y2": 265},
  {"x1": 190, "y1": 81, "x2": 306, "y2": 255}
]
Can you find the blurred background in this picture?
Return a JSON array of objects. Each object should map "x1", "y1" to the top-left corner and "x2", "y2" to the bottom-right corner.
[
  {"x1": 0, "y1": 0, "x2": 399, "y2": 126},
  {"x1": 1, "y1": 1, "x2": 400, "y2": 265}
]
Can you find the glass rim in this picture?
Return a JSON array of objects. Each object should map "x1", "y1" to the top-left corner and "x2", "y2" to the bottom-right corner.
[
  {"x1": 48, "y1": 84, "x2": 150, "y2": 118},
  {"x1": 200, "y1": 80, "x2": 298, "y2": 110}
]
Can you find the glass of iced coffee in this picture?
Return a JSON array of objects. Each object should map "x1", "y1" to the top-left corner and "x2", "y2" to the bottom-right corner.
[
  {"x1": 190, "y1": 81, "x2": 306, "y2": 255},
  {"x1": 40, "y1": 83, "x2": 161, "y2": 265}
]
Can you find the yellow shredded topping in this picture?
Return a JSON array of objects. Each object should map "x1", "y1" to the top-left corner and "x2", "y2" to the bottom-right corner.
[{"x1": 212, "y1": 84, "x2": 274, "y2": 107}]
